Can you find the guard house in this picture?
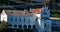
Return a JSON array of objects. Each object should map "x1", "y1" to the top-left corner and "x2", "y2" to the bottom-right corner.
[{"x1": 2, "y1": 7, "x2": 51, "y2": 32}]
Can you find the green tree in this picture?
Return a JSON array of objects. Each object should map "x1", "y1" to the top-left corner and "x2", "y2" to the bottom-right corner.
[{"x1": 0, "y1": 21, "x2": 7, "y2": 30}]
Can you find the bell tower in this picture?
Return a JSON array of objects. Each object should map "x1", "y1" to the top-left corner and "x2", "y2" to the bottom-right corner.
[{"x1": 41, "y1": 7, "x2": 50, "y2": 20}]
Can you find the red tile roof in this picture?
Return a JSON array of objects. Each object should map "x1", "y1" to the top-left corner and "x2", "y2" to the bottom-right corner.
[{"x1": 30, "y1": 8, "x2": 41, "y2": 13}]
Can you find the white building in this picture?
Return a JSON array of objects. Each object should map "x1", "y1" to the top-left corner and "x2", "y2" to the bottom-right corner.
[
  {"x1": 0, "y1": 7, "x2": 51, "y2": 32},
  {"x1": 0, "y1": 13, "x2": 1, "y2": 21},
  {"x1": 1, "y1": 10, "x2": 7, "y2": 22}
]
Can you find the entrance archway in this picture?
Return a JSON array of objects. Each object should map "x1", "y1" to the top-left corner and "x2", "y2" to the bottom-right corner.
[
  {"x1": 19, "y1": 25, "x2": 22, "y2": 29},
  {"x1": 28, "y1": 25, "x2": 31, "y2": 29},
  {"x1": 33, "y1": 25, "x2": 36, "y2": 29},
  {"x1": 23, "y1": 25, "x2": 27, "y2": 29}
]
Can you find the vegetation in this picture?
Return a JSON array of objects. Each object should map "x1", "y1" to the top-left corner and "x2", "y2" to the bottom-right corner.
[
  {"x1": 0, "y1": 0, "x2": 9, "y2": 4},
  {"x1": 49, "y1": 0, "x2": 60, "y2": 18},
  {"x1": 50, "y1": 9, "x2": 60, "y2": 18},
  {"x1": 0, "y1": 21, "x2": 7, "y2": 32}
]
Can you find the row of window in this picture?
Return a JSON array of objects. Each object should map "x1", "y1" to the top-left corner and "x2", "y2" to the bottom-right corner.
[
  {"x1": 7, "y1": 25, "x2": 36, "y2": 29},
  {"x1": 44, "y1": 24, "x2": 51, "y2": 29},
  {"x1": 8, "y1": 17, "x2": 30, "y2": 22},
  {"x1": 52, "y1": 20, "x2": 60, "y2": 27},
  {"x1": 11, "y1": 17, "x2": 22, "y2": 22},
  {"x1": 52, "y1": 20, "x2": 60, "y2": 22},
  {"x1": 52, "y1": 23, "x2": 60, "y2": 27}
]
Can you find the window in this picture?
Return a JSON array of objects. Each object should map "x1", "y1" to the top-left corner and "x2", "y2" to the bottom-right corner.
[
  {"x1": 28, "y1": 19, "x2": 30, "y2": 23},
  {"x1": 52, "y1": 23, "x2": 54, "y2": 26},
  {"x1": 11, "y1": 17, "x2": 13, "y2": 21},
  {"x1": 45, "y1": 31, "x2": 47, "y2": 32},
  {"x1": 7, "y1": 24, "x2": 12, "y2": 27},
  {"x1": 33, "y1": 25, "x2": 36, "y2": 29},
  {"x1": 19, "y1": 25, "x2": 22, "y2": 29},
  {"x1": 42, "y1": 17, "x2": 49, "y2": 20},
  {"x1": 24, "y1": 18, "x2": 25, "y2": 22},
  {"x1": 23, "y1": 25, "x2": 27, "y2": 29},
  {"x1": 14, "y1": 25, "x2": 17, "y2": 27},
  {"x1": 20, "y1": 18, "x2": 21, "y2": 22},
  {"x1": 44, "y1": 24, "x2": 47, "y2": 28},
  {"x1": 15, "y1": 18, "x2": 17, "y2": 21},
  {"x1": 43, "y1": 13, "x2": 47, "y2": 15},
  {"x1": 28, "y1": 25, "x2": 31, "y2": 29}
]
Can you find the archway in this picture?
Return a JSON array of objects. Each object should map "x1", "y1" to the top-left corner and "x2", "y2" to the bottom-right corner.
[
  {"x1": 19, "y1": 25, "x2": 22, "y2": 29},
  {"x1": 7, "y1": 24, "x2": 12, "y2": 27},
  {"x1": 33, "y1": 25, "x2": 36, "y2": 29},
  {"x1": 28, "y1": 25, "x2": 31, "y2": 29},
  {"x1": 23, "y1": 25, "x2": 27, "y2": 29},
  {"x1": 14, "y1": 25, "x2": 17, "y2": 27}
]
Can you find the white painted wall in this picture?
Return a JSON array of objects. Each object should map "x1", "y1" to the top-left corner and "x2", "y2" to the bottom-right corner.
[
  {"x1": 1, "y1": 10, "x2": 7, "y2": 22},
  {"x1": 0, "y1": 14, "x2": 1, "y2": 21}
]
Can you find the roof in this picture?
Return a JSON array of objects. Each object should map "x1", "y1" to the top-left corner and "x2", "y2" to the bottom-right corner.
[
  {"x1": 50, "y1": 17, "x2": 60, "y2": 20},
  {"x1": 30, "y1": 8, "x2": 41, "y2": 13},
  {"x1": 4, "y1": 10, "x2": 34, "y2": 16}
]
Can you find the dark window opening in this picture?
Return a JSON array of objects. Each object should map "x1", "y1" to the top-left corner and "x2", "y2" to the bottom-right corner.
[
  {"x1": 15, "y1": 18, "x2": 17, "y2": 21},
  {"x1": 45, "y1": 31, "x2": 47, "y2": 32},
  {"x1": 43, "y1": 13, "x2": 47, "y2": 14},
  {"x1": 44, "y1": 24, "x2": 47, "y2": 28},
  {"x1": 28, "y1": 19, "x2": 30, "y2": 23},
  {"x1": 33, "y1": 25, "x2": 36, "y2": 29},
  {"x1": 23, "y1": 25, "x2": 27, "y2": 29},
  {"x1": 28, "y1": 25, "x2": 31, "y2": 29},
  {"x1": 24, "y1": 18, "x2": 25, "y2": 22},
  {"x1": 52, "y1": 27, "x2": 60, "y2": 31},
  {"x1": 19, "y1": 25, "x2": 22, "y2": 29},
  {"x1": 11, "y1": 17, "x2": 13, "y2": 21},
  {"x1": 14, "y1": 25, "x2": 17, "y2": 27},
  {"x1": 7, "y1": 24, "x2": 12, "y2": 27},
  {"x1": 20, "y1": 18, "x2": 21, "y2": 22}
]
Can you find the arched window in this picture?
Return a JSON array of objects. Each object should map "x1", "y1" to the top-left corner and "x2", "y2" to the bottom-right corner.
[
  {"x1": 23, "y1": 25, "x2": 27, "y2": 29},
  {"x1": 7, "y1": 24, "x2": 12, "y2": 27},
  {"x1": 28, "y1": 25, "x2": 31, "y2": 29},
  {"x1": 19, "y1": 25, "x2": 22, "y2": 29},
  {"x1": 33, "y1": 25, "x2": 36, "y2": 29},
  {"x1": 14, "y1": 25, "x2": 17, "y2": 27}
]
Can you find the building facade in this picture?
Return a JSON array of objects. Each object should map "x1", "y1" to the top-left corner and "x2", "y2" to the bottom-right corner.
[
  {"x1": 51, "y1": 17, "x2": 60, "y2": 32},
  {"x1": 1, "y1": 7, "x2": 51, "y2": 32}
]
